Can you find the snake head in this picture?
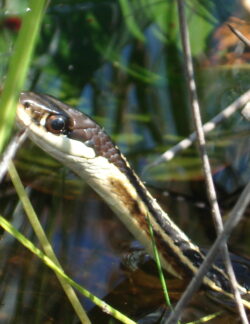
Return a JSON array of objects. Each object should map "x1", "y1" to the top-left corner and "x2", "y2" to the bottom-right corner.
[
  {"x1": 17, "y1": 92, "x2": 97, "y2": 159},
  {"x1": 17, "y1": 92, "x2": 126, "y2": 172}
]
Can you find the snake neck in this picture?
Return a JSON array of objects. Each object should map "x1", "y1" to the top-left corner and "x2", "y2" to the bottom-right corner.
[
  {"x1": 48, "y1": 144, "x2": 247, "y2": 300},
  {"x1": 16, "y1": 92, "x2": 250, "y2": 309}
]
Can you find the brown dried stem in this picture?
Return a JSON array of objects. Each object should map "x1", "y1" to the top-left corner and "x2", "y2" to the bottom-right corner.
[{"x1": 166, "y1": 1, "x2": 249, "y2": 323}]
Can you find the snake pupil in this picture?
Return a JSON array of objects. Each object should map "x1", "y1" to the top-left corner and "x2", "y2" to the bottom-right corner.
[
  {"x1": 51, "y1": 117, "x2": 65, "y2": 130},
  {"x1": 46, "y1": 114, "x2": 67, "y2": 134}
]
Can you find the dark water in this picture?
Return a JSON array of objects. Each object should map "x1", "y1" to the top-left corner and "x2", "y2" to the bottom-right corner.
[{"x1": 1, "y1": 1, "x2": 250, "y2": 323}]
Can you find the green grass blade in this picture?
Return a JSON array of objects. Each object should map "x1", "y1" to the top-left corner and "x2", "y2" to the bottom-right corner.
[
  {"x1": 118, "y1": 0, "x2": 145, "y2": 41},
  {"x1": 0, "y1": 0, "x2": 47, "y2": 152},
  {"x1": 8, "y1": 161, "x2": 91, "y2": 324},
  {"x1": 0, "y1": 215, "x2": 137, "y2": 324},
  {"x1": 146, "y1": 213, "x2": 172, "y2": 308},
  {"x1": 186, "y1": 311, "x2": 222, "y2": 323}
]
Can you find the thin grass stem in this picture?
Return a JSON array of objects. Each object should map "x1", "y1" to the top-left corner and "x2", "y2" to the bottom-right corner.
[
  {"x1": 175, "y1": 1, "x2": 248, "y2": 323},
  {"x1": 146, "y1": 214, "x2": 172, "y2": 309},
  {"x1": 0, "y1": 216, "x2": 136, "y2": 324},
  {"x1": 8, "y1": 161, "x2": 91, "y2": 324}
]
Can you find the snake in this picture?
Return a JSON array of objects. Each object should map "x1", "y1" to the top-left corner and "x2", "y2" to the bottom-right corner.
[{"x1": 16, "y1": 91, "x2": 250, "y2": 311}]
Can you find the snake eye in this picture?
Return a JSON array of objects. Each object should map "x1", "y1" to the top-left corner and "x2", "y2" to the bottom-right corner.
[
  {"x1": 46, "y1": 114, "x2": 68, "y2": 134},
  {"x1": 23, "y1": 101, "x2": 31, "y2": 109}
]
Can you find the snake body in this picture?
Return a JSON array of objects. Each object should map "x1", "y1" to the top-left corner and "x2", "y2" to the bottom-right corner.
[{"x1": 16, "y1": 91, "x2": 250, "y2": 309}]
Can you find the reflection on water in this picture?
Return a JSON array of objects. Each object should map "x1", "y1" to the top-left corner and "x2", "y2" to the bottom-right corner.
[{"x1": 1, "y1": 158, "x2": 250, "y2": 323}]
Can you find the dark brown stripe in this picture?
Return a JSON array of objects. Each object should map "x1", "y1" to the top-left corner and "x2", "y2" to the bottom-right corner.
[{"x1": 108, "y1": 177, "x2": 190, "y2": 279}]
